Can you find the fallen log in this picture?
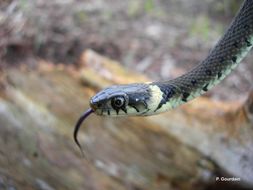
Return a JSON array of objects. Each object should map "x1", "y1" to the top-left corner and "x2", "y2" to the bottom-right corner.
[{"x1": 0, "y1": 50, "x2": 252, "y2": 190}]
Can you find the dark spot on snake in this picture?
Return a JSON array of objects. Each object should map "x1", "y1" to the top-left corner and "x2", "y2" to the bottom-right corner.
[
  {"x1": 202, "y1": 84, "x2": 209, "y2": 91},
  {"x1": 130, "y1": 105, "x2": 140, "y2": 112},
  {"x1": 244, "y1": 24, "x2": 249, "y2": 30},
  {"x1": 155, "y1": 84, "x2": 176, "y2": 111},
  {"x1": 182, "y1": 92, "x2": 190, "y2": 102},
  {"x1": 107, "y1": 110, "x2": 110, "y2": 115},
  {"x1": 205, "y1": 69, "x2": 212, "y2": 76},
  {"x1": 245, "y1": 38, "x2": 252, "y2": 47},
  {"x1": 122, "y1": 107, "x2": 127, "y2": 114},
  {"x1": 232, "y1": 56, "x2": 237, "y2": 63},
  {"x1": 219, "y1": 57, "x2": 225, "y2": 63},
  {"x1": 143, "y1": 100, "x2": 148, "y2": 109},
  {"x1": 233, "y1": 41, "x2": 239, "y2": 48},
  {"x1": 191, "y1": 79, "x2": 197, "y2": 86},
  {"x1": 218, "y1": 71, "x2": 222, "y2": 79}
]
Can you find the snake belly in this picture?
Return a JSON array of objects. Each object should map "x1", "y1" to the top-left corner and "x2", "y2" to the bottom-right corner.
[{"x1": 89, "y1": 0, "x2": 253, "y2": 117}]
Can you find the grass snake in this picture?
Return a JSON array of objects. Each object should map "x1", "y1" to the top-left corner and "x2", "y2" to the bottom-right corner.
[{"x1": 74, "y1": 0, "x2": 253, "y2": 155}]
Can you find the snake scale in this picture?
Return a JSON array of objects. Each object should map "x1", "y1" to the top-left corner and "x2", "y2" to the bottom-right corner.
[{"x1": 74, "y1": 0, "x2": 253, "y2": 153}]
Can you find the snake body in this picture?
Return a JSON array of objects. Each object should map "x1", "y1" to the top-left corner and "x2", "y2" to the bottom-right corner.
[
  {"x1": 89, "y1": 0, "x2": 253, "y2": 117},
  {"x1": 74, "y1": 0, "x2": 253, "y2": 154}
]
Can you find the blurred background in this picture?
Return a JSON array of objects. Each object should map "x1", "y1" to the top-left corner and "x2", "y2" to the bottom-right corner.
[
  {"x1": 0, "y1": 0, "x2": 253, "y2": 190},
  {"x1": 1, "y1": 0, "x2": 252, "y2": 99}
]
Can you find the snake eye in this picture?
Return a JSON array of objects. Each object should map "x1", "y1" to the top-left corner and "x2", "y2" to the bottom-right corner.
[{"x1": 111, "y1": 96, "x2": 125, "y2": 108}]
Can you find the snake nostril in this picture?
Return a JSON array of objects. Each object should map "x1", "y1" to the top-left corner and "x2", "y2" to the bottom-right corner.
[
  {"x1": 90, "y1": 99, "x2": 103, "y2": 110},
  {"x1": 90, "y1": 99, "x2": 96, "y2": 109}
]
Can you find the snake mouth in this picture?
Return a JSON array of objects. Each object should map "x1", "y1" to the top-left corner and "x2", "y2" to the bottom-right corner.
[
  {"x1": 89, "y1": 98, "x2": 114, "y2": 116},
  {"x1": 89, "y1": 98, "x2": 105, "y2": 112},
  {"x1": 94, "y1": 108, "x2": 113, "y2": 116},
  {"x1": 90, "y1": 100, "x2": 99, "y2": 111},
  {"x1": 90, "y1": 102, "x2": 107, "y2": 115}
]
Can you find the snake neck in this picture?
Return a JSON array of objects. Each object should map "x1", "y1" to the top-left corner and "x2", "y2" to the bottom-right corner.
[
  {"x1": 144, "y1": 0, "x2": 253, "y2": 115},
  {"x1": 88, "y1": 0, "x2": 253, "y2": 117}
]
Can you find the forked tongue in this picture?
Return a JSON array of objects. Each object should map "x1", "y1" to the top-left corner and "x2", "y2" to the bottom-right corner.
[{"x1": 73, "y1": 108, "x2": 94, "y2": 158}]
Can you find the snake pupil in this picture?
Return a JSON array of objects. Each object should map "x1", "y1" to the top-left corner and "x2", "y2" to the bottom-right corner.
[
  {"x1": 115, "y1": 99, "x2": 121, "y2": 105},
  {"x1": 112, "y1": 96, "x2": 125, "y2": 108}
]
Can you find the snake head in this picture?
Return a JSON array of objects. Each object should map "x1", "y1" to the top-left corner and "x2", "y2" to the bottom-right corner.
[
  {"x1": 74, "y1": 83, "x2": 150, "y2": 156},
  {"x1": 90, "y1": 83, "x2": 151, "y2": 116}
]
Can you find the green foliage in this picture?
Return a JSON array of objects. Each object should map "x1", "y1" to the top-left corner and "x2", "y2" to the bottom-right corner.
[
  {"x1": 128, "y1": 0, "x2": 156, "y2": 17},
  {"x1": 19, "y1": 0, "x2": 29, "y2": 11},
  {"x1": 190, "y1": 15, "x2": 210, "y2": 41},
  {"x1": 74, "y1": 10, "x2": 87, "y2": 24},
  {"x1": 144, "y1": 0, "x2": 155, "y2": 13},
  {"x1": 211, "y1": 0, "x2": 244, "y2": 17}
]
